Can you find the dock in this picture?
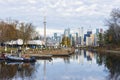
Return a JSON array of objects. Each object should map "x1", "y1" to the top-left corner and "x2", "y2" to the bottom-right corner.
[{"x1": 28, "y1": 54, "x2": 52, "y2": 60}]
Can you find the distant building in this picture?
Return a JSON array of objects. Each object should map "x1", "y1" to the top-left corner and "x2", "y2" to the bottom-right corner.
[
  {"x1": 64, "y1": 28, "x2": 70, "y2": 37},
  {"x1": 96, "y1": 28, "x2": 99, "y2": 35},
  {"x1": 86, "y1": 34, "x2": 94, "y2": 46},
  {"x1": 54, "y1": 33, "x2": 57, "y2": 40},
  {"x1": 84, "y1": 31, "x2": 92, "y2": 43},
  {"x1": 81, "y1": 27, "x2": 84, "y2": 46},
  {"x1": 78, "y1": 36, "x2": 81, "y2": 44},
  {"x1": 100, "y1": 28, "x2": 103, "y2": 33},
  {"x1": 76, "y1": 32, "x2": 79, "y2": 45},
  {"x1": 94, "y1": 28, "x2": 104, "y2": 46},
  {"x1": 94, "y1": 28, "x2": 99, "y2": 46},
  {"x1": 71, "y1": 33, "x2": 78, "y2": 46},
  {"x1": 84, "y1": 30, "x2": 92, "y2": 45}
]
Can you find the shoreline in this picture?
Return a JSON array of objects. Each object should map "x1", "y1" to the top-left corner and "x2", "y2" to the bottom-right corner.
[
  {"x1": 1, "y1": 46, "x2": 120, "y2": 60},
  {"x1": 77, "y1": 47, "x2": 120, "y2": 55},
  {"x1": 96, "y1": 49, "x2": 120, "y2": 54},
  {"x1": 0, "y1": 47, "x2": 75, "y2": 59},
  {"x1": 25, "y1": 47, "x2": 75, "y2": 59}
]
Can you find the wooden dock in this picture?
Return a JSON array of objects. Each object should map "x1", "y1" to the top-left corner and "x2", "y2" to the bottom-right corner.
[{"x1": 28, "y1": 54, "x2": 52, "y2": 60}]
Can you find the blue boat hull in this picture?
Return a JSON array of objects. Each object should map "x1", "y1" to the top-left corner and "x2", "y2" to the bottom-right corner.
[{"x1": 6, "y1": 56, "x2": 36, "y2": 62}]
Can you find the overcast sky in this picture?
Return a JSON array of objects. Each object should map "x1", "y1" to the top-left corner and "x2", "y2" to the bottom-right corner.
[{"x1": 0, "y1": 0, "x2": 120, "y2": 36}]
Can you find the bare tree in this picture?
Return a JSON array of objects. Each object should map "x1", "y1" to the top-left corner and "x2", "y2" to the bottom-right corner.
[
  {"x1": 19, "y1": 22, "x2": 35, "y2": 46},
  {"x1": 0, "y1": 19, "x2": 35, "y2": 47},
  {"x1": 105, "y1": 8, "x2": 120, "y2": 46},
  {"x1": 0, "y1": 21, "x2": 17, "y2": 42}
]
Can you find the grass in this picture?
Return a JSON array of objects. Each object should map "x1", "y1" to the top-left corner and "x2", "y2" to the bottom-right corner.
[{"x1": 0, "y1": 47, "x2": 17, "y2": 53}]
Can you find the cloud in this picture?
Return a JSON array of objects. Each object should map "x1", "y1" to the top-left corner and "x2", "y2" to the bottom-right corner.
[
  {"x1": 27, "y1": 0, "x2": 37, "y2": 4},
  {"x1": 0, "y1": 0, "x2": 120, "y2": 35},
  {"x1": 36, "y1": 27, "x2": 64, "y2": 36}
]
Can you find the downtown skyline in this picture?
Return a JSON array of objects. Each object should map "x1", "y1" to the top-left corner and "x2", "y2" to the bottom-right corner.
[{"x1": 0, "y1": 0, "x2": 120, "y2": 36}]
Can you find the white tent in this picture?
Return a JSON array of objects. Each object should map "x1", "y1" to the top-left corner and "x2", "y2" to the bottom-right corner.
[
  {"x1": 16, "y1": 39, "x2": 23, "y2": 45},
  {"x1": 4, "y1": 39, "x2": 23, "y2": 45},
  {"x1": 4, "y1": 39, "x2": 45, "y2": 45},
  {"x1": 27, "y1": 40, "x2": 45, "y2": 45}
]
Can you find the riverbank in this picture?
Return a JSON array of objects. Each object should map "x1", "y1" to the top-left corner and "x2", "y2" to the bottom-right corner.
[
  {"x1": 0, "y1": 47, "x2": 75, "y2": 59},
  {"x1": 23, "y1": 47, "x2": 75, "y2": 59},
  {"x1": 82, "y1": 47, "x2": 120, "y2": 55}
]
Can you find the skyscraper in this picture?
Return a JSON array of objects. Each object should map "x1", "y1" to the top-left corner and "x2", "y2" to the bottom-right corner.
[
  {"x1": 84, "y1": 30, "x2": 92, "y2": 45},
  {"x1": 96, "y1": 28, "x2": 99, "y2": 35},
  {"x1": 54, "y1": 33, "x2": 57, "y2": 40},
  {"x1": 100, "y1": 28, "x2": 103, "y2": 33},
  {"x1": 81, "y1": 27, "x2": 84, "y2": 45},
  {"x1": 78, "y1": 28, "x2": 81, "y2": 44}
]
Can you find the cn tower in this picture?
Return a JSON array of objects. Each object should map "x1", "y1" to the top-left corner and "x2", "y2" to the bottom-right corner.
[{"x1": 43, "y1": 16, "x2": 46, "y2": 44}]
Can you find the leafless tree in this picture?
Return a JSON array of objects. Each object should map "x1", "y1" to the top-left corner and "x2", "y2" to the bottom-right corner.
[
  {"x1": 0, "y1": 19, "x2": 35, "y2": 46},
  {"x1": 19, "y1": 22, "x2": 35, "y2": 46},
  {"x1": 105, "y1": 8, "x2": 120, "y2": 46}
]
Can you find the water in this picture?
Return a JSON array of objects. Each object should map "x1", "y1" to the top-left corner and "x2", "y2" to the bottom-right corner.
[{"x1": 0, "y1": 49, "x2": 120, "y2": 80}]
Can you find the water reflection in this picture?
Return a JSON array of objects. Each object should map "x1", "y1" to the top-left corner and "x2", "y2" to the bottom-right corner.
[
  {"x1": 43, "y1": 61, "x2": 46, "y2": 80},
  {"x1": 70, "y1": 49, "x2": 95, "y2": 64},
  {"x1": 98, "y1": 53, "x2": 120, "y2": 80},
  {"x1": 0, "y1": 50, "x2": 120, "y2": 80},
  {"x1": 0, "y1": 61, "x2": 35, "y2": 80}
]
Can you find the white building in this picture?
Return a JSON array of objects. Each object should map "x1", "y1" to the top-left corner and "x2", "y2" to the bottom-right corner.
[{"x1": 86, "y1": 34, "x2": 95, "y2": 46}]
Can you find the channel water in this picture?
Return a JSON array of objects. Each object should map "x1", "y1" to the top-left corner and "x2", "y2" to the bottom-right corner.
[{"x1": 0, "y1": 49, "x2": 120, "y2": 80}]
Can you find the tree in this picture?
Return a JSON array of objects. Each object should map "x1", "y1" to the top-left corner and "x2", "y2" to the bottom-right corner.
[
  {"x1": 105, "y1": 8, "x2": 120, "y2": 46},
  {"x1": 98, "y1": 33, "x2": 104, "y2": 47},
  {"x1": 61, "y1": 36, "x2": 71, "y2": 47},
  {"x1": 0, "y1": 21, "x2": 18, "y2": 43},
  {"x1": 19, "y1": 23, "x2": 35, "y2": 46}
]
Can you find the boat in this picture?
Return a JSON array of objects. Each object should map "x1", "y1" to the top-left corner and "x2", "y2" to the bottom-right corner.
[
  {"x1": 0, "y1": 54, "x2": 6, "y2": 61},
  {"x1": 5, "y1": 55, "x2": 36, "y2": 62},
  {"x1": 0, "y1": 58, "x2": 5, "y2": 61},
  {"x1": 6, "y1": 61, "x2": 23, "y2": 65}
]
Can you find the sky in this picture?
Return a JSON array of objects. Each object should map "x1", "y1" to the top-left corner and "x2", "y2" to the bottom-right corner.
[{"x1": 0, "y1": 0, "x2": 120, "y2": 36}]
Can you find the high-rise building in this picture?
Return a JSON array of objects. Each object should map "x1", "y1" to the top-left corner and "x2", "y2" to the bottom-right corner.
[
  {"x1": 76, "y1": 32, "x2": 79, "y2": 45},
  {"x1": 94, "y1": 28, "x2": 103, "y2": 46},
  {"x1": 54, "y1": 33, "x2": 57, "y2": 40},
  {"x1": 100, "y1": 28, "x2": 103, "y2": 33},
  {"x1": 94, "y1": 28, "x2": 99, "y2": 46},
  {"x1": 96, "y1": 28, "x2": 99, "y2": 35},
  {"x1": 71, "y1": 33, "x2": 78, "y2": 46},
  {"x1": 84, "y1": 31, "x2": 92, "y2": 42},
  {"x1": 86, "y1": 34, "x2": 94, "y2": 46},
  {"x1": 81, "y1": 27, "x2": 84, "y2": 45},
  {"x1": 84, "y1": 30, "x2": 92, "y2": 45},
  {"x1": 68, "y1": 28, "x2": 70, "y2": 35},
  {"x1": 78, "y1": 28, "x2": 81, "y2": 45}
]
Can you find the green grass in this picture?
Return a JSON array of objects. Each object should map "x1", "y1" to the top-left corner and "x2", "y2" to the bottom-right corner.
[{"x1": 0, "y1": 47, "x2": 17, "y2": 53}]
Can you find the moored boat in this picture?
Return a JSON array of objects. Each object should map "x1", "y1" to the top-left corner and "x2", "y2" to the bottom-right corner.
[
  {"x1": 5, "y1": 55, "x2": 36, "y2": 62},
  {"x1": 0, "y1": 53, "x2": 6, "y2": 61}
]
